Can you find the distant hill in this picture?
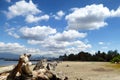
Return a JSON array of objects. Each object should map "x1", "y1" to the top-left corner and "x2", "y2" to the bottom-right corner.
[{"x1": 0, "y1": 53, "x2": 58, "y2": 61}]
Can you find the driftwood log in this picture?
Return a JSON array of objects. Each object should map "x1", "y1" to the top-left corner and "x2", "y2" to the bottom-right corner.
[
  {"x1": 0, "y1": 54, "x2": 67, "y2": 80},
  {"x1": 7, "y1": 54, "x2": 32, "y2": 80},
  {"x1": 32, "y1": 59, "x2": 61, "y2": 80}
]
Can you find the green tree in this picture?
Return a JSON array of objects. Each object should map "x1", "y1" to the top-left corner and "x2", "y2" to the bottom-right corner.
[
  {"x1": 107, "y1": 50, "x2": 119, "y2": 61},
  {"x1": 111, "y1": 55, "x2": 120, "y2": 63}
]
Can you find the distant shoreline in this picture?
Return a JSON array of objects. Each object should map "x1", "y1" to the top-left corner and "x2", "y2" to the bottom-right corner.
[
  {"x1": 0, "y1": 58, "x2": 57, "y2": 62},
  {"x1": 0, "y1": 58, "x2": 40, "y2": 61},
  {"x1": 4, "y1": 59, "x2": 40, "y2": 61},
  {"x1": 0, "y1": 60, "x2": 37, "y2": 66}
]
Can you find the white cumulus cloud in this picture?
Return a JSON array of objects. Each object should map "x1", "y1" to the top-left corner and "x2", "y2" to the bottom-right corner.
[
  {"x1": 25, "y1": 14, "x2": 49, "y2": 23},
  {"x1": 19, "y1": 26, "x2": 56, "y2": 40},
  {"x1": 6, "y1": 28, "x2": 20, "y2": 39},
  {"x1": 0, "y1": 42, "x2": 53, "y2": 56},
  {"x1": 8, "y1": 32, "x2": 20, "y2": 39},
  {"x1": 6, "y1": 26, "x2": 91, "y2": 57},
  {"x1": 111, "y1": 7, "x2": 120, "y2": 17},
  {"x1": 49, "y1": 30, "x2": 87, "y2": 41},
  {"x1": 6, "y1": 0, "x2": 41, "y2": 19},
  {"x1": 66, "y1": 4, "x2": 120, "y2": 30},
  {"x1": 5, "y1": 0, "x2": 50, "y2": 23},
  {"x1": 0, "y1": 42, "x2": 25, "y2": 54},
  {"x1": 53, "y1": 10, "x2": 65, "y2": 20},
  {"x1": 27, "y1": 30, "x2": 91, "y2": 55}
]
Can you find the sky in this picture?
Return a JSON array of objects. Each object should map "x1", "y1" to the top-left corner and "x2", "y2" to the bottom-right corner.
[{"x1": 0, "y1": 0, "x2": 120, "y2": 57}]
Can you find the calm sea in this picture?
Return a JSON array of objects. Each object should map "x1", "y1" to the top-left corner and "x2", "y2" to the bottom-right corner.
[{"x1": 0, "y1": 60, "x2": 37, "y2": 66}]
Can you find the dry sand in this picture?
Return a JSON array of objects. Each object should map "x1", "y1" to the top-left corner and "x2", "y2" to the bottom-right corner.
[{"x1": 55, "y1": 62, "x2": 120, "y2": 80}]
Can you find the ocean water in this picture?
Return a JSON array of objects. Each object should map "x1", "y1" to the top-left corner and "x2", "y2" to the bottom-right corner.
[
  {"x1": 0, "y1": 60, "x2": 37, "y2": 66},
  {"x1": 0, "y1": 60, "x2": 17, "y2": 66}
]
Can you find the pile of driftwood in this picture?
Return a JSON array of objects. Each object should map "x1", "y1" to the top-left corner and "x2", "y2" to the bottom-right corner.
[{"x1": 0, "y1": 54, "x2": 68, "y2": 80}]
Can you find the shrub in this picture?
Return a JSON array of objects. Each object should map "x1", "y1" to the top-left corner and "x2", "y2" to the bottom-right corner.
[{"x1": 111, "y1": 55, "x2": 120, "y2": 63}]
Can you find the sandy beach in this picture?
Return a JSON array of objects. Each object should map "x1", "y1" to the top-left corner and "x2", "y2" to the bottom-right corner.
[
  {"x1": 1, "y1": 62, "x2": 120, "y2": 80},
  {"x1": 55, "y1": 62, "x2": 120, "y2": 80}
]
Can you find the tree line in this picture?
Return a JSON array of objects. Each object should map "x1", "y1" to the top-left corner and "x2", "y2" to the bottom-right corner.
[{"x1": 59, "y1": 50, "x2": 119, "y2": 62}]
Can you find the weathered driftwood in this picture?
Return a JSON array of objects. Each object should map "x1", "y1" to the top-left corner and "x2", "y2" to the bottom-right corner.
[
  {"x1": 48, "y1": 61, "x2": 58, "y2": 71},
  {"x1": 32, "y1": 59, "x2": 62, "y2": 80},
  {"x1": 20, "y1": 62, "x2": 33, "y2": 80},
  {"x1": 4, "y1": 54, "x2": 67, "y2": 80},
  {"x1": 7, "y1": 54, "x2": 31, "y2": 80},
  {"x1": 33, "y1": 60, "x2": 44, "y2": 70},
  {"x1": 0, "y1": 65, "x2": 15, "y2": 74}
]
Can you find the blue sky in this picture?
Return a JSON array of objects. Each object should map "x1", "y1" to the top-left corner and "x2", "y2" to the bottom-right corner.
[{"x1": 0, "y1": 0, "x2": 120, "y2": 57}]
